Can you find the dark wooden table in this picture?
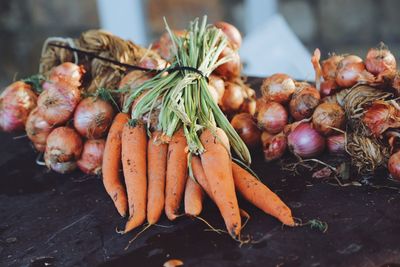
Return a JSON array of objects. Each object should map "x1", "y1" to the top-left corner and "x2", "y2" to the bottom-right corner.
[{"x1": 1, "y1": 79, "x2": 400, "y2": 267}]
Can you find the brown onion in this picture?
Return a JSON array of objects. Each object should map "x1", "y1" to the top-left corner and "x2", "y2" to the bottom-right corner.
[
  {"x1": 37, "y1": 81, "x2": 81, "y2": 125},
  {"x1": 0, "y1": 81, "x2": 37, "y2": 132},
  {"x1": 26, "y1": 107, "x2": 53, "y2": 152},
  {"x1": 208, "y1": 75, "x2": 225, "y2": 105},
  {"x1": 335, "y1": 55, "x2": 373, "y2": 88},
  {"x1": 221, "y1": 82, "x2": 244, "y2": 114},
  {"x1": 119, "y1": 71, "x2": 153, "y2": 108},
  {"x1": 257, "y1": 101, "x2": 288, "y2": 134},
  {"x1": 261, "y1": 131, "x2": 287, "y2": 161},
  {"x1": 231, "y1": 113, "x2": 261, "y2": 148},
  {"x1": 207, "y1": 85, "x2": 220, "y2": 105},
  {"x1": 288, "y1": 122, "x2": 325, "y2": 158},
  {"x1": 77, "y1": 139, "x2": 105, "y2": 175},
  {"x1": 261, "y1": 73, "x2": 296, "y2": 104},
  {"x1": 214, "y1": 47, "x2": 241, "y2": 80},
  {"x1": 312, "y1": 102, "x2": 345, "y2": 136},
  {"x1": 326, "y1": 134, "x2": 346, "y2": 155},
  {"x1": 321, "y1": 55, "x2": 344, "y2": 80},
  {"x1": 49, "y1": 62, "x2": 84, "y2": 87},
  {"x1": 289, "y1": 83, "x2": 320, "y2": 121},
  {"x1": 365, "y1": 47, "x2": 396, "y2": 76},
  {"x1": 239, "y1": 99, "x2": 256, "y2": 116},
  {"x1": 388, "y1": 151, "x2": 400, "y2": 181},
  {"x1": 214, "y1": 21, "x2": 242, "y2": 50},
  {"x1": 44, "y1": 127, "x2": 83, "y2": 174},
  {"x1": 73, "y1": 97, "x2": 115, "y2": 139},
  {"x1": 362, "y1": 101, "x2": 400, "y2": 137}
]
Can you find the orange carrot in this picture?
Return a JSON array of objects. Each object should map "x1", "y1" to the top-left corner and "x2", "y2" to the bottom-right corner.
[
  {"x1": 102, "y1": 112, "x2": 129, "y2": 217},
  {"x1": 184, "y1": 175, "x2": 204, "y2": 217},
  {"x1": 122, "y1": 123, "x2": 147, "y2": 233},
  {"x1": 232, "y1": 162, "x2": 295, "y2": 226},
  {"x1": 191, "y1": 156, "x2": 213, "y2": 199},
  {"x1": 165, "y1": 128, "x2": 188, "y2": 220},
  {"x1": 200, "y1": 128, "x2": 241, "y2": 238},
  {"x1": 147, "y1": 131, "x2": 168, "y2": 225}
]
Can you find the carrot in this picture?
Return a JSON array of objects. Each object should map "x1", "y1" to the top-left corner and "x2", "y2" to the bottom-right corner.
[
  {"x1": 232, "y1": 162, "x2": 295, "y2": 226},
  {"x1": 102, "y1": 112, "x2": 129, "y2": 217},
  {"x1": 191, "y1": 156, "x2": 212, "y2": 199},
  {"x1": 122, "y1": 123, "x2": 147, "y2": 233},
  {"x1": 200, "y1": 128, "x2": 241, "y2": 238},
  {"x1": 184, "y1": 175, "x2": 204, "y2": 217},
  {"x1": 147, "y1": 131, "x2": 168, "y2": 225},
  {"x1": 165, "y1": 128, "x2": 188, "y2": 220}
]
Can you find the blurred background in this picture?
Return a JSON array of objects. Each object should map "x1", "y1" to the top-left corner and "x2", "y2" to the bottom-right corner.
[{"x1": 1, "y1": 0, "x2": 399, "y2": 88}]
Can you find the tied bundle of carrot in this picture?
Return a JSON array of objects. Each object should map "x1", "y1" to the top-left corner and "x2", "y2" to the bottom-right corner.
[{"x1": 101, "y1": 16, "x2": 295, "y2": 240}]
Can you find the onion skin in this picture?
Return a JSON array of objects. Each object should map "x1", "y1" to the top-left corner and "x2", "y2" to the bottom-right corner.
[
  {"x1": 37, "y1": 81, "x2": 81, "y2": 125},
  {"x1": 288, "y1": 122, "x2": 325, "y2": 158},
  {"x1": 312, "y1": 102, "x2": 345, "y2": 136},
  {"x1": 221, "y1": 82, "x2": 244, "y2": 114},
  {"x1": 214, "y1": 21, "x2": 242, "y2": 50},
  {"x1": 44, "y1": 127, "x2": 83, "y2": 174},
  {"x1": 289, "y1": 83, "x2": 320, "y2": 121},
  {"x1": 365, "y1": 47, "x2": 396, "y2": 76},
  {"x1": 326, "y1": 134, "x2": 346, "y2": 155},
  {"x1": 0, "y1": 81, "x2": 37, "y2": 132},
  {"x1": 26, "y1": 107, "x2": 53, "y2": 152},
  {"x1": 73, "y1": 97, "x2": 115, "y2": 139},
  {"x1": 261, "y1": 131, "x2": 287, "y2": 161},
  {"x1": 49, "y1": 62, "x2": 84, "y2": 87},
  {"x1": 388, "y1": 151, "x2": 400, "y2": 181},
  {"x1": 214, "y1": 47, "x2": 241, "y2": 80},
  {"x1": 321, "y1": 55, "x2": 344, "y2": 80},
  {"x1": 261, "y1": 73, "x2": 296, "y2": 104},
  {"x1": 231, "y1": 113, "x2": 261, "y2": 148},
  {"x1": 77, "y1": 139, "x2": 105, "y2": 175},
  {"x1": 257, "y1": 101, "x2": 288, "y2": 134}
]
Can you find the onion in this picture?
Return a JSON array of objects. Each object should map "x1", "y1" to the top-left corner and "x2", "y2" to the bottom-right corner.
[
  {"x1": 154, "y1": 30, "x2": 186, "y2": 61},
  {"x1": 214, "y1": 21, "x2": 242, "y2": 50},
  {"x1": 44, "y1": 127, "x2": 83, "y2": 174},
  {"x1": 239, "y1": 99, "x2": 256, "y2": 116},
  {"x1": 261, "y1": 131, "x2": 287, "y2": 162},
  {"x1": 393, "y1": 72, "x2": 400, "y2": 96},
  {"x1": 261, "y1": 73, "x2": 296, "y2": 104},
  {"x1": 289, "y1": 83, "x2": 320, "y2": 120},
  {"x1": 49, "y1": 62, "x2": 84, "y2": 87},
  {"x1": 326, "y1": 134, "x2": 346, "y2": 155},
  {"x1": 77, "y1": 139, "x2": 105, "y2": 175},
  {"x1": 288, "y1": 122, "x2": 325, "y2": 158},
  {"x1": 119, "y1": 71, "x2": 152, "y2": 108},
  {"x1": 73, "y1": 97, "x2": 115, "y2": 139},
  {"x1": 0, "y1": 81, "x2": 37, "y2": 132},
  {"x1": 388, "y1": 151, "x2": 400, "y2": 181},
  {"x1": 37, "y1": 81, "x2": 81, "y2": 125},
  {"x1": 365, "y1": 47, "x2": 396, "y2": 77},
  {"x1": 321, "y1": 55, "x2": 344, "y2": 80},
  {"x1": 214, "y1": 47, "x2": 241, "y2": 80},
  {"x1": 320, "y1": 80, "x2": 338, "y2": 97},
  {"x1": 208, "y1": 75, "x2": 225, "y2": 105},
  {"x1": 138, "y1": 56, "x2": 167, "y2": 70},
  {"x1": 335, "y1": 55, "x2": 373, "y2": 88},
  {"x1": 221, "y1": 82, "x2": 244, "y2": 114},
  {"x1": 362, "y1": 101, "x2": 400, "y2": 137},
  {"x1": 26, "y1": 107, "x2": 53, "y2": 152},
  {"x1": 257, "y1": 101, "x2": 288, "y2": 134},
  {"x1": 231, "y1": 113, "x2": 261, "y2": 148},
  {"x1": 207, "y1": 85, "x2": 220, "y2": 105},
  {"x1": 312, "y1": 102, "x2": 345, "y2": 136}
]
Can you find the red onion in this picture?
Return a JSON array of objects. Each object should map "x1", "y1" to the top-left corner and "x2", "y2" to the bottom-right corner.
[
  {"x1": 257, "y1": 101, "x2": 288, "y2": 134},
  {"x1": 365, "y1": 47, "x2": 396, "y2": 77},
  {"x1": 44, "y1": 127, "x2": 83, "y2": 174},
  {"x1": 0, "y1": 81, "x2": 38, "y2": 132},
  {"x1": 289, "y1": 83, "x2": 320, "y2": 121},
  {"x1": 77, "y1": 139, "x2": 105, "y2": 175},
  {"x1": 388, "y1": 151, "x2": 400, "y2": 181},
  {"x1": 214, "y1": 21, "x2": 242, "y2": 50},
  {"x1": 231, "y1": 113, "x2": 261, "y2": 148},
  {"x1": 326, "y1": 134, "x2": 346, "y2": 155},
  {"x1": 73, "y1": 97, "x2": 115, "y2": 139},
  {"x1": 261, "y1": 73, "x2": 296, "y2": 104},
  {"x1": 208, "y1": 75, "x2": 225, "y2": 105},
  {"x1": 49, "y1": 62, "x2": 84, "y2": 87},
  {"x1": 312, "y1": 102, "x2": 345, "y2": 136},
  {"x1": 214, "y1": 47, "x2": 241, "y2": 80},
  {"x1": 261, "y1": 131, "x2": 287, "y2": 161},
  {"x1": 26, "y1": 107, "x2": 53, "y2": 152},
  {"x1": 321, "y1": 55, "x2": 344, "y2": 80},
  {"x1": 335, "y1": 55, "x2": 374, "y2": 88},
  {"x1": 221, "y1": 82, "x2": 244, "y2": 114},
  {"x1": 288, "y1": 122, "x2": 325, "y2": 158},
  {"x1": 362, "y1": 101, "x2": 400, "y2": 137},
  {"x1": 37, "y1": 81, "x2": 81, "y2": 125}
]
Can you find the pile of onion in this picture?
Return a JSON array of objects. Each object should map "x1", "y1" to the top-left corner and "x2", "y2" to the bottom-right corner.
[
  {"x1": 261, "y1": 73, "x2": 296, "y2": 104},
  {"x1": 257, "y1": 101, "x2": 288, "y2": 134},
  {"x1": 26, "y1": 107, "x2": 53, "y2": 152},
  {"x1": 77, "y1": 139, "x2": 105, "y2": 175},
  {"x1": 0, "y1": 81, "x2": 37, "y2": 132},
  {"x1": 289, "y1": 83, "x2": 320, "y2": 121},
  {"x1": 44, "y1": 127, "x2": 83, "y2": 174},
  {"x1": 287, "y1": 122, "x2": 325, "y2": 158},
  {"x1": 261, "y1": 131, "x2": 287, "y2": 161},
  {"x1": 231, "y1": 113, "x2": 261, "y2": 148},
  {"x1": 312, "y1": 102, "x2": 345, "y2": 136}
]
